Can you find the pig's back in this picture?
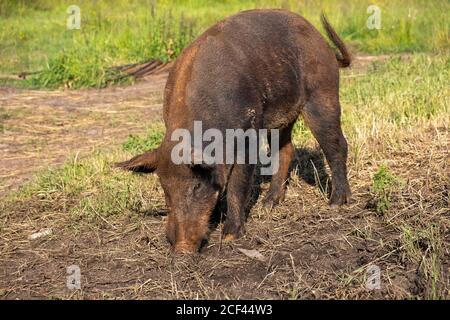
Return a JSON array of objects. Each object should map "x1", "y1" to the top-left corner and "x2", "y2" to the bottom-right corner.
[{"x1": 164, "y1": 9, "x2": 335, "y2": 131}]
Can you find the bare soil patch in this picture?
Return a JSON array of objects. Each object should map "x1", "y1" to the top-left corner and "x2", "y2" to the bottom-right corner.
[{"x1": 0, "y1": 72, "x2": 167, "y2": 195}]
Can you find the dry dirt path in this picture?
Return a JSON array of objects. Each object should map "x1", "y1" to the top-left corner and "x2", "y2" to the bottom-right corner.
[{"x1": 0, "y1": 72, "x2": 168, "y2": 196}]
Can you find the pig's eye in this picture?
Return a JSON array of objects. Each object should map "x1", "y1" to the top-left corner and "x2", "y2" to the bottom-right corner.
[
  {"x1": 192, "y1": 182, "x2": 202, "y2": 193},
  {"x1": 191, "y1": 182, "x2": 206, "y2": 198}
]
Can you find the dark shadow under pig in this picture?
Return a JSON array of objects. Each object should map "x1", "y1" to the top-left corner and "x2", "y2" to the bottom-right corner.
[{"x1": 116, "y1": 9, "x2": 352, "y2": 253}]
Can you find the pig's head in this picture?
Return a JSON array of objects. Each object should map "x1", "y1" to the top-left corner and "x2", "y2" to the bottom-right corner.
[{"x1": 116, "y1": 145, "x2": 224, "y2": 253}]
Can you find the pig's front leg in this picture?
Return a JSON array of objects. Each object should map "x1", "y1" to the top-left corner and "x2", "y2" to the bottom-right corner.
[{"x1": 222, "y1": 164, "x2": 255, "y2": 241}]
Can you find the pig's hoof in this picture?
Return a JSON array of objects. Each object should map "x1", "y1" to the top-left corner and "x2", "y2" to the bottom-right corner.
[
  {"x1": 223, "y1": 233, "x2": 238, "y2": 242},
  {"x1": 329, "y1": 187, "x2": 351, "y2": 207},
  {"x1": 262, "y1": 197, "x2": 276, "y2": 211},
  {"x1": 223, "y1": 232, "x2": 245, "y2": 242},
  {"x1": 262, "y1": 189, "x2": 286, "y2": 210},
  {"x1": 222, "y1": 224, "x2": 245, "y2": 242}
]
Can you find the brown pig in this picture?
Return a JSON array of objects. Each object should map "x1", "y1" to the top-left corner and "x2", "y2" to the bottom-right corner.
[{"x1": 116, "y1": 9, "x2": 352, "y2": 253}]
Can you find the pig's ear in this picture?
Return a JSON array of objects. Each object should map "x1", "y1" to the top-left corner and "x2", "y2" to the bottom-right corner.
[{"x1": 115, "y1": 149, "x2": 159, "y2": 173}]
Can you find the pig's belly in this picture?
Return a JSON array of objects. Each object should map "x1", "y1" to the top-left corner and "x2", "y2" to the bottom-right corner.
[{"x1": 262, "y1": 100, "x2": 304, "y2": 130}]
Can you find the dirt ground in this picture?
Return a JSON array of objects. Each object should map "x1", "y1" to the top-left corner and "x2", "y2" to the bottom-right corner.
[
  {"x1": 0, "y1": 57, "x2": 448, "y2": 299},
  {"x1": 0, "y1": 71, "x2": 168, "y2": 196}
]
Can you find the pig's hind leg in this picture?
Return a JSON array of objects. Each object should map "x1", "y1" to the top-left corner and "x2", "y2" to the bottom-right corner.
[{"x1": 301, "y1": 96, "x2": 351, "y2": 206}]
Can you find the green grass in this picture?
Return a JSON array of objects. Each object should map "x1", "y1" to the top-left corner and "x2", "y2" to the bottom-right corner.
[
  {"x1": 10, "y1": 150, "x2": 161, "y2": 223},
  {"x1": 372, "y1": 165, "x2": 401, "y2": 214},
  {"x1": 122, "y1": 124, "x2": 165, "y2": 154},
  {"x1": 341, "y1": 53, "x2": 449, "y2": 171},
  {"x1": 0, "y1": 0, "x2": 448, "y2": 88}
]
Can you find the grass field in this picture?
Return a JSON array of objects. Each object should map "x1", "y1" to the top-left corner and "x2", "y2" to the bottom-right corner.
[
  {"x1": 0, "y1": 0, "x2": 449, "y2": 88},
  {"x1": 0, "y1": 0, "x2": 449, "y2": 300}
]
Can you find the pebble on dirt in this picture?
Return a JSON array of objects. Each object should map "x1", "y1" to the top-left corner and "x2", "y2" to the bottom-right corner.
[{"x1": 28, "y1": 228, "x2": 53, "y2": 240}]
